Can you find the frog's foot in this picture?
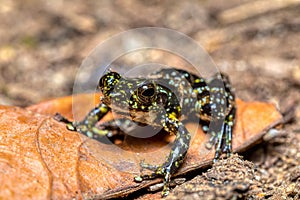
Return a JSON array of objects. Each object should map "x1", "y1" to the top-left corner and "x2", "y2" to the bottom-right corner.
[
  {"x1": 134, "y1": 160, "x2": 160, "y2": 182},
  {"x1": 206, "y1": 126, "x2": 232, "y2": 163},
  {"x1": 205, "y1": 108, "x2": 236, "y2": 162},
  {"x1": 54, "y1": 113, "x2": 76, "y2": 130},
  {"x1": 54, "y1": 113, "x2": 110, "y2": 139},
  {"x1": 134, "y1": 161, "x2": 172, "y2": 197},
  {"x1": 134, "y1": 139, "x2": 189, "y2": 196}
]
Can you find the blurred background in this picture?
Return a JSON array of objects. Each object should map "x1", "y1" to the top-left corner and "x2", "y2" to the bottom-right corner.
[
  {"x1": 0, "y1": 0, "x2": 299, "y2": 107},
  {"x1": 1, "y1": 1, "x2": 300, "y2": 198}
]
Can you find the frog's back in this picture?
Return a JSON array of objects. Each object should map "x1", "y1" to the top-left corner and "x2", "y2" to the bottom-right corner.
[
  {"x1": 150, "y1": 68, "x2": 207, "y2": 113},
  {"x1": 151, "y1": 68, "x2": 235, "y2": 122}
]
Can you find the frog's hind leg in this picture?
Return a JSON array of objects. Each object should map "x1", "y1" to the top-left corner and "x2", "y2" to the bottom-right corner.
[
  {"x1": 222, "y1": 107, "x2": 236, "y2": 155},
  {"x1": 206, "y1": 107, "x2": 236, "y2": 162},
  {"x1": 204, "y1": 72, "x2": 236, "y2": 162}
]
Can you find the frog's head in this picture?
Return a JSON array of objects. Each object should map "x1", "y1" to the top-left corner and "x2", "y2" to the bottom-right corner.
[
  {"x1": 99, "y1": 71, "x2": 159, "y2": 113},
  {"x1": 99, "y1": 71, "x2": 122, "y2": 97}
]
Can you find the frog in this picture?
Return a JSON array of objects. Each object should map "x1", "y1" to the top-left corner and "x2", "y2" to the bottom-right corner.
[{"x1": 54, "y1": 67, "x2": 236, "y2": 197}]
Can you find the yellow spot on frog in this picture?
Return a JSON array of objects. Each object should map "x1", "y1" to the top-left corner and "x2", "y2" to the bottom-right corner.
[
  {"x1": 168, "y1": 112, "x2": 178, "y2": 121},
  {"x1": 194, "y1": 79, "x2": 201, "y2": 83},
  {"x1": 100, "y1": 106, "x2": 108, "y2": 113}
]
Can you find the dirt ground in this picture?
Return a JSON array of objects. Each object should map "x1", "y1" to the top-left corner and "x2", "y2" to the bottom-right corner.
[{"x1": 0, "y1": 0, "x2": 299, "y2": 199}]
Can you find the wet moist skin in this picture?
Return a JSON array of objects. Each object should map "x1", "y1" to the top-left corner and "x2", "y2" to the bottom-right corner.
[{"x1": 55, "y1": 68, "x2": 236, "y2": 197}]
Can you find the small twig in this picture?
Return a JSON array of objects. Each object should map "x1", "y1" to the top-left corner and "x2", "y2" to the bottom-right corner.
[{"x1": 217, "y1": 0, "x2": 300, "y2": 24}]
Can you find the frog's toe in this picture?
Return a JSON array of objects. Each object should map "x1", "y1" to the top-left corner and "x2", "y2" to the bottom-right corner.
[
  {"x1": 65, "y1": 123, "x2": 77, "y2": 131},
  {"x1": 223, "y1": 121, "x2": 233, "y2": 154},
  {"x1": 134, "y1": 161, "x2": 160, "y2": 181},
  {"x1": 161, "y1": 186, "x2": 170, "y2": 197},
  {"x1": 54, "y1": 113, "x2": 71, "y2": 124},
  {"x1": 134, "y1": 172, "x2": 158, "y2": 182},
  {"x1": 209, "y1": 129, "x2": 226, "y2": 162},
  {"x1": 134, "y1": 175, "x2": 143, "y2": 182},
  {"x1": 54, "y1": 113, "x2": 77, "y2": 131},
  {"x1": 134, "y1": 163, "x2": 173, "y2": 196},
  {"x1": 207, "y1": 118, "x2": 234, "y2": 162},
  {"x1": 134, "y1": 172, "x2": 171, "y2": 197},
  {"x1": 140, "y1": 160, "x2": 159, "y2": 171},
  {"x1": 205, "y1": 131, "x2": 217, "y2": 149},
  {"x1": 222, "y1": 141, "x2": 232, "y2": 155}
]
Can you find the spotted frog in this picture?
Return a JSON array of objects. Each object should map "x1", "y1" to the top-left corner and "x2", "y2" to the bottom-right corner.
[{"x1": 55, "y1": 68, "x2": 236, "y2": 197}]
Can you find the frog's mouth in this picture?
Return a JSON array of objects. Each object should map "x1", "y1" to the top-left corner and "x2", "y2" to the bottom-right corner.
[
  {"x1": 101, "y1": 95, "x2": 131, "y2": 116},
  {"x1": 101, "y1": 95, "x2": 161, "y2": 125},
  {"x1": 114, "y1": 109, "x2": 159, "y2": 126},
  {"x1": 100, "y1": 96, "x2": 111, "y2": 105}
]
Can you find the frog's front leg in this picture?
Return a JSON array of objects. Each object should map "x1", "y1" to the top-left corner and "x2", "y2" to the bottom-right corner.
[
  {"x1": 134, "y1": 115, "x2": 191, "y2": 197},
  {"x1": 54, "y1": 103, "x2": 111, "y2": 139}
]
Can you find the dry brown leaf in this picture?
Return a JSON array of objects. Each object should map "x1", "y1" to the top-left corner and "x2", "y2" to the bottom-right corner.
[{"x1": 0, "y1": 94, "x2": 282, "y2": 199}]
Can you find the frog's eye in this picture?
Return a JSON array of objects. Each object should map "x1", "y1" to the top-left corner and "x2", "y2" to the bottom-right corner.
[
  {"x1": 142, "y1": 87, "x2": 155, "y2": 97},
  {"x1": 137, "y1": 83, "x2": 156, "y2": 104},
  {"x1": 99, "y1": 72, "x2": 121, "y2": 96}
]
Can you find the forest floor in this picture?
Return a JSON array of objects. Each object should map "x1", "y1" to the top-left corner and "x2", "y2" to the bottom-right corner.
[{"x1": 0, "y1": 0, "x2": 299, "y2": 199}]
